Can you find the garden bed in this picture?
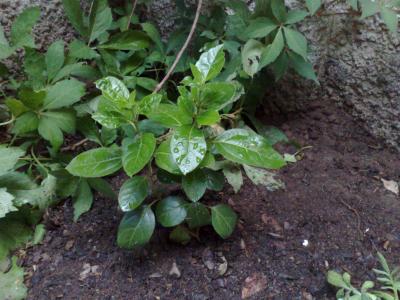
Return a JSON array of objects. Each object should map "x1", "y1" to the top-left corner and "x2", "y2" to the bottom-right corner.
[{"x1": 22, "y1": 99, "x2": 400, "y2": 299}]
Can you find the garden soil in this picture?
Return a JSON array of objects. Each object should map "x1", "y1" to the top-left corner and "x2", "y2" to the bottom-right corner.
[{"x1": 22, "y1": 99, "x2": 400, "y2": 300}]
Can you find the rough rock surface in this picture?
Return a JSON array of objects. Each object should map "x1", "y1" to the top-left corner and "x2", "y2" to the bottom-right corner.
[{"x1": 1, "y1": 0, "x2": 399, "y2": 150}]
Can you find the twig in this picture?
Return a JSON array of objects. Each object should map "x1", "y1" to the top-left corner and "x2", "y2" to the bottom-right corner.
[
  {"x1": 126, "y1": 0, "x2": 139, "y2": 31},
  {"x1": 339, "y1": 198, "x2": 363, "y2": 239},
  {"x1": 61, "y1": 138, "x2": 89, "y2": 152},
  {"x1": 153, "y1": 0, "x2": 203, "y2": 93}
]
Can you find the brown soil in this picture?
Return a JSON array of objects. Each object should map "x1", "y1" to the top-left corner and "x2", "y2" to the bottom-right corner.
[{"x1": 23, "y1": 100, "x2": 400, "y2": 300}]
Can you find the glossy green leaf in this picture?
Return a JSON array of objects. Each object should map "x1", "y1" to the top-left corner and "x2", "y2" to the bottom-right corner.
[
  {"x1": 214, "y1": 129, "x2": 286, "y2": 169},
  {"x1": 283, "y1": 27, "x2": 308, "y2": 59},
  {"x1": 43, "y1": 79, "x2": 85, "y2": 110},
  {"x1": 69, "y1": 39, "x2": 99, "y2": 59},
  {"x1": 194, "y1": 44, "x2": 225, "y2": 82},
  {"x1": 100, "y1": 30, "x2": 150, "y2": 51},
  {"x1": 46, "y1": 40, "x2": 65, "y2": 81},
  {"x1": 92, "y1": 97, "x2": 131, "y2": 129},
  {"x1": 122, "y1": 133, "x2": 156, "y2": 177},
  {"x1": 66, "y1": 147, "x2": 122, "y2": 178},
  {"x1": 10, "y1": 6, "x2": 40, "y2": 48},
  {"x1": 73, "y1": 180, "x2": 93, "y2": 221},
  {"x1": 88, "y1": 0, "x2": 112, "y2": 43},
  {"x1": 182, "y1": 170, "x2": 207, "y2": 202},
  {"x1": 117, "y1": 206, "x2": 155, "y2": 248},
  {"x1": 186, "y1": 202, "x2": 211, "y2": 229},
  {"x1": 285, "y1": 10, "x2": 309, "y2": 24},
  {"x1": 118, "y1": 177, "x2": 149, "y2": 212},
  {"x1": 169, "y1": 225, "x2": 191, "y2": 245},
  {"x1": 155, "y1": 196, "x2": 187, "y2": 227},
  {"x1": 62, "y1": 0, "x2": 86, "y2": 37},
  {"x1": 95, "y1": 76, "x2": 130, "y2": 108},
  {"x1": 138, "y1": 94, "x2": 162, "y2": 115},
  {"x1": 171, "y1": 125, "x2": 207, "y2": 175},
  {"x1": 211, "y1": 204, "x2": 238, "y2": 239},
  {"x1": 242, "y1": 39, "x2": 264, "y2": 77},
  {"x1": 0, "y1": 257, "x2": 27, "y2": 300},
  {"x1": 200, "y1": 82, "x2": 236, "y2": 111},
  {"x1": 148, "y1": 104, "x2": 192, "y2": 128},
  {"x1": 305, "y1": 0, "x2": 322, "y2": 15},
  {"x1": 242, "y1": 17, "x2": 278, "y2": 39},
  {"x1": 12, "y1": 112, "x2": 39, "y2": 134},
  {"x1": 259, "y1": 29, "x2": 284, "y2": 68},
  {"x1": 247, "y1": 115, "x2": 289, "y2": 145},
  {"x1": 0, "y1": 147, "x2": 25, "y2": 176},
  {"x1": 204, "y1": 169, "x2": 224, "y2": 191},
  {"x1": 155, "y1": 139, "x2": 182, "y2": 175},
  {"x1": 87, "y1": 178, "x2": 116, "y2": 199},
  {"x1": 197, "y1": 110, "x2": 220, "y2": 126},
  {"x1": 271, "y1": 0, "x2": 287, "y2": 22}
]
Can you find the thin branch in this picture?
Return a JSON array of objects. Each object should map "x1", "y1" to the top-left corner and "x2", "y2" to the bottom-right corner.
[
  {"x1": 126, "y1": 0, "x2": 139, "y2": 31},
  {"x1": 61, "y1": 138, "x2": 89, "y2": 152},
  {"x1": 153, "y1": 0, "x2": 203, "y2": 93}
]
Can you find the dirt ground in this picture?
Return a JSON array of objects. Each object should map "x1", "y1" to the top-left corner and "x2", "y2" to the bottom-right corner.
[{"x1": 22, "y1": 99, "x2": 400, "y2": 299}]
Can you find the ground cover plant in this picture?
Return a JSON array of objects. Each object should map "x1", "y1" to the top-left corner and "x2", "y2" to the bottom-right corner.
[{"x1": 0, "y1": 0, "x2": 399, "y2": 298}]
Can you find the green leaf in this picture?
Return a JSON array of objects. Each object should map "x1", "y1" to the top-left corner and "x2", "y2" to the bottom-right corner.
[
  {"x1": 222, "y1": 164, "x2": 243, "y2": 193},
  {"x1": 5, "y1": 99, "x2": 28, "y2": 117},
  {"x1": 87, "y1": 178, "x2": 116, "y2": 199},
  {"x1": 66, "y1": 147, "x2": 122, "y2": 178},
  {"x1": 23, "y1": 49, "x2": 47, "y2": 89},
  {"x1": 95, "y1": 76, "x2": 130, "y2": 108},
  {"x1": 73, "y1": 180, "x2": 93, "y2": 221},
  {"x1": 122, "y1": 133, "x2": 156, "y2": 177},
  {"x1": 155, "y1": 196, "x2": 187, "y2": 227},
  {"x1": 19, "y1": 88, "x2": 46, "y2": 110},
  {"x1": 360, "y1": 0, "x2": 380, "y2": 18},
  {"x1": 214, "y1": 129, "x2": 286, "y2": 169},
  {"x1": 43, "y1": 79, "x2": 86, "y2": 110},
  {"x1": 38, "y1": 117, "x2": 63, "y2": 150},
  {"x1": 12, "y1": 112, "x2": 39, "y2": 135},
  {"x1": 211, "y1": 204, "x2": 238, "y2": 239},
  {"x1": 186, "y1": 202, "x2": 211, "y2": 229},
  {"x1": 10, "y1": 6, "x2": 41, "y2": 48},
  {"x1": 283, "y1": 27, "x2": 308, "y2": 60},
  {"x1": 259, "y1": 28, "x2": 285, "y2": 69},
  {"x1": 138, "y1": 94, "x2": 162, "y2": 115},
  {"x1": 171, "y1": 125, "x2": 207, "y2": 175},
  {"x1": 247, "y1": 115, "x2": 289, "y2": 145},
  {"x1": 271, "y1": 52, "x2": 289, "y2": 81},
  {"x1": 92, "y1": 97, "x2": 130, "y2": 129},
  {"x1": 327, "y1": 271, "x2": 347, "y2": 288},
  {"x1": 155, "y1": 139, "x2": 182, "y2": 175},
  {"x1": 88, "y1": 0, "x2": 113, "y2": 43},
  {"x1": 0, "y1": 172, "x2": 37, "y2": 191},
  {"x1": 380, "y1": 6, "x2": 398, "y2": 33},
  {"x1": 285, "y1": 10, "x2": 309, "y2": 24},
  {"x1": 0, "y1": 188, "x2": 17, "y2": 218},
  {"x1": 197, "y1": 110, "x2": 220, "y2": 126},
  {"x1": 182, "y1": 170, "x2": 207, "y2": 202},
  {"x1": 0, "y1": 147, "x2": 25, "y2": 176},
  {"x1": 242, "y1": 17, "x2": 278, "y2": 39},
  {"x1": 99, "y1": 30, "x2": 150, "y2": 51},
  {"x1": 0, "y1": 257, "x2": 27, "y2": 300},
  {"x1": 243, "y1": 164, "x2": 285, "y2": 191},
  {"x1": 204, "y1": 169, "x2": 224, "y2": 191},
  {"x1": 69, "y1": 39, "x2": 99, "y2": 59},
  {"x1": 271, "y1": 0, "x2": 287, "y2": 22},
  {"x1": 193, "y1": 44, "x2": 225, "y2": 83},
  {"x1": 117, "y1": 206, "x2": 155, "y2": 248},
  {"x1": 305, "y1": 0, "x2": 322, "y2": 15},
  {"x1": 200, "y1": 82, "x2": 237, "y2": 111},
  {"x1": 242, "y1": 39, "x2": 264, "y2": 77},
  {"x1": 0, "y1": 218, "x2": 32, "y2": 261},
  {"x1": 142, "y1": 22, "x2": 164, "y2": 54},
  {"x1": 169, "y1": 225, "x2": 191, "y2": 245},
  {"x1": 46, "y1": 40, "x2": 65, "y2": 81},
  {"x1": 288, "y1": 52, "x2": 318, "y2": 83},
  {"x1": 118, "y1": 176, "x2": 149, "y2": 212},
  {"x1": 32, "y1": 224, "x2": 46, "y2": 245},
  {"x1": 148, "y1": 104, "x2": 192, "y2": 128},
  {"x1": 62, "y1": 0, "x2": 86, "y2": 37},
  {"x1": 0, "y1": 25, "x2": 14, "y2": 60}
]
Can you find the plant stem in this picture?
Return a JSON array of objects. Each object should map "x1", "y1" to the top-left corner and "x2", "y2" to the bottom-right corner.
[
  {"x1": 0, "y1": 117, "x2": 15, "y2": 126},
  {"x1": 153, "y1": 0, "x2": 203, "y2": 93},
  {"x1": 126, "y1": 0, "x2": 139, "y2": 31},
  {"x1": 30, "y1": 147, "x2": 48, "y2": 174}
]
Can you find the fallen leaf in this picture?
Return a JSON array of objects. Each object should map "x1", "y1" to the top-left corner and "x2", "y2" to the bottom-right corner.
[
  {"x1": 243, "y1": 165, "x2": 285, "y2": 191},
  {"x1": 381, "y1": 179, "x2": 399, "y2": 195},
  {"x1": 241, "y1": 273, "x2": 267, "y2": 299},
  {"x1": 218, "y1": 256, "x2": 228, "y2": 276},
  {"x1": 261, "y1": 214, "x2": 283, "y2": 232},
  {"x1": 169, "y1": 262, "x2": 181, "y2": 278}
]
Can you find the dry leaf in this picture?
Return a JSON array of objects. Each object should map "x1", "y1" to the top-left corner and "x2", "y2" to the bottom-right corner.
[
  {"x1": 241, "y1": 273, "x2": 267, "y2": 299},
  {"x1": 169, "y1": 262, "x2": 181, "y2": 278},
  {"x1": 381, "y1": 179, "x2": 399, "y2": 195}
]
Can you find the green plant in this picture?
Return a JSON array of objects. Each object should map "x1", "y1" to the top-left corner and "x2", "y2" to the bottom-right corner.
[
  {"x1": 65, "y1": 45, "x2": 287, "y2": 248},
  {"x1": 327, "y1": 252, "x2": 400, "y2": 300}
]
